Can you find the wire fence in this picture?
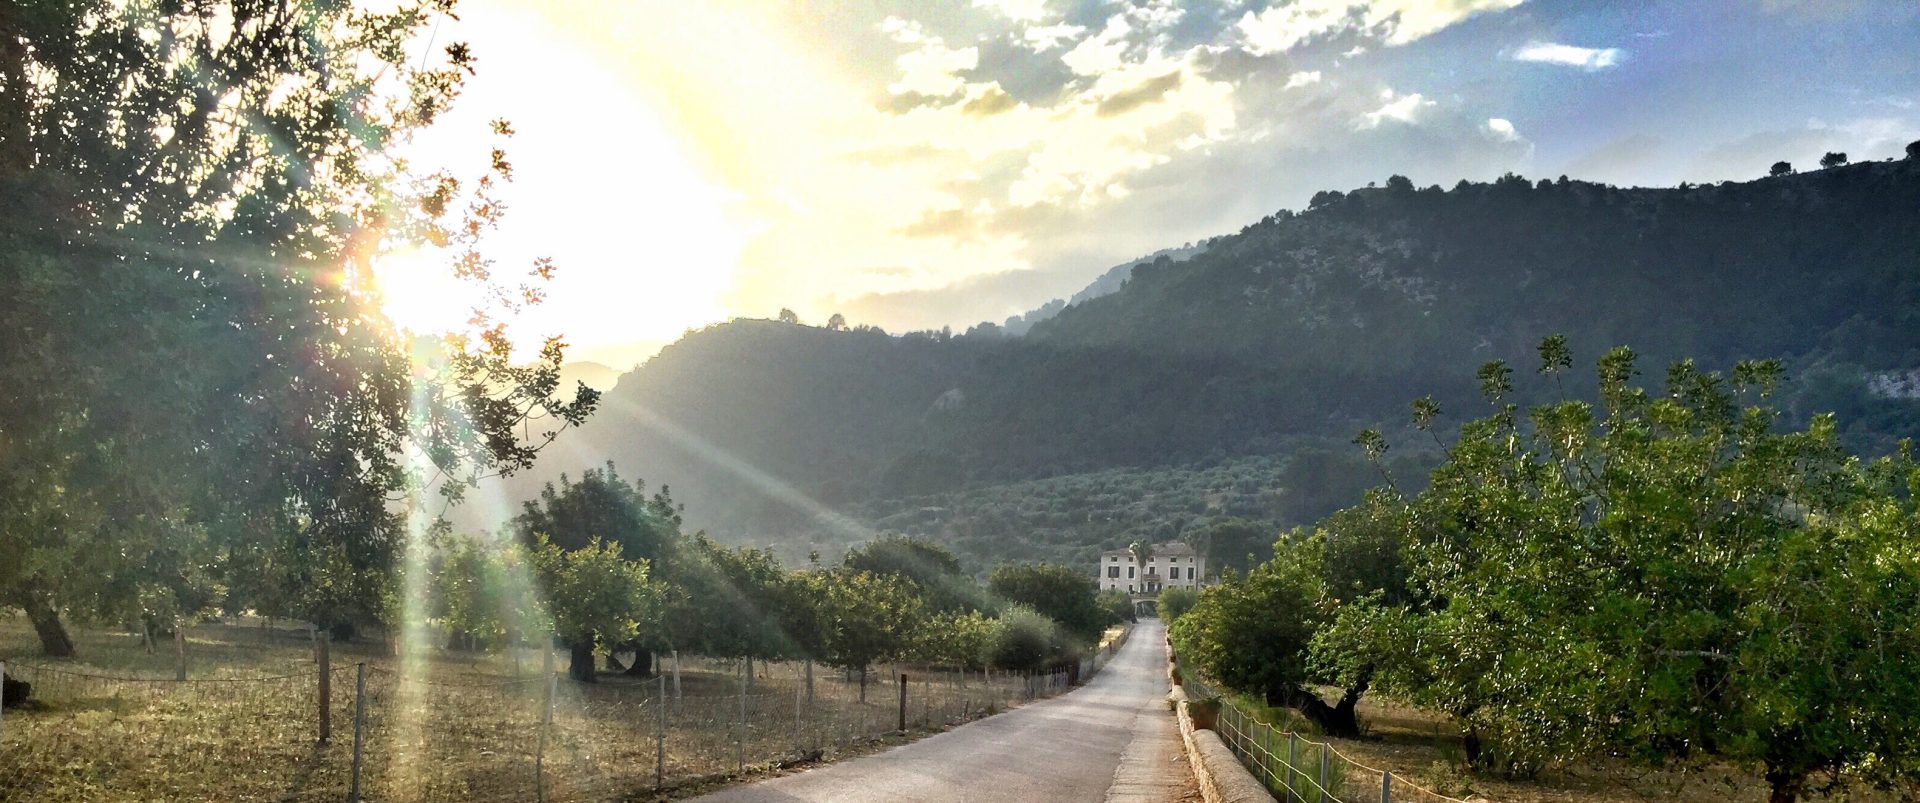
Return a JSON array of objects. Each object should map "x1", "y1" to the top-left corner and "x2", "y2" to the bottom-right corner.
[
  {"x1": 0, "y1": 626, "x2": 1130, "y2": 802},
  {"x1": 1180, "y1": 672, "x2": 1470, "y2": 803}
]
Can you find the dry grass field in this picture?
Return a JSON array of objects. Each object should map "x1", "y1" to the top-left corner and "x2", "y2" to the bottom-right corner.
[{"x1": 0, "y1": 615, "x2": 1099, "y2": 802}]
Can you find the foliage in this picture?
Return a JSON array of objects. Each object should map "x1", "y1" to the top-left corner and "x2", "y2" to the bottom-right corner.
[
  {"x1": 987, "y1": 563, "x2": 1113, "y2": 643},
  {"x1": 842, "y1": 536, "x2": 987, "y2": 613},
  {"x1": 1096, "y1": 589, "x2": 1137, "y2": 624},
  {"x1": 795, "y1": 569, "x2": 926, "y2": 677},
  {"x1": 984, "y1": 605, "x2": 1069, "y2": 672},
  {"x1": 0, "y1": 0, "x2": 595, "y2": 653},
  {"x1": 1156, "y1": 587, "x2": 1198, "y2": 621},
  {"x1": 526, "y1": 535, "x2": 656, "y2": 680},
  {"x1": 910, "y1": 609, "x2": 997, "y2": 670},
  {"x1": 513, "y1": 462, "x2": 682, "y2": 563},
  {"x1": 1322, "y1": 341, "x2": 1920, "y2": 798}
]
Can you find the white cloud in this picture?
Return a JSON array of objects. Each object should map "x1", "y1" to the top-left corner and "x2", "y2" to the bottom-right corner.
[
  {"x1": 1355, "y1": 89, "x2": 1434, "y2": 129},
  {"x1": 882, "y1": 17, "x2": 979, "y2": 96},
  {"x1": 1238, "y1": 0, "x2": 1527, "y2": 56},
  {"x1": 1022, "y1": 22, "x2": 1086, "y2": 52},
  {"x1": 1484, "y1": 117, "x2": 1520, "y2": 141},
  {"x1": 1510, "y1": 41, "x2": 1625, "y2": 70},
  {"x1": 1284, "y1": 70, "x2": 1323, "y2": 89},
  {"x1": 1061, "y1": 15, "x2": 1132, "y2": 76},
  {"x1": 973, "y1": 0, "x2": 1050, "y2": 23}
]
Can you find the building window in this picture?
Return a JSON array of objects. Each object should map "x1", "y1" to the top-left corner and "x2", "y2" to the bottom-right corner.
[
  {"x1": 1107, "y1": 566, "x2": 1120, "y2": 578},
  {"x1": 1127, "y1": 566, "x2": 1135, "y2": 578}
]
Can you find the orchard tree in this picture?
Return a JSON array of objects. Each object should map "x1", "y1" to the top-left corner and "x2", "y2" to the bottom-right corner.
[
  {"x1": 798, "y1": 568, "x2": 924, "y2": 700},
  {"x1": 0, "y1": 2, "x2": 596, "y2": 653},
  {"x1": 527, "y1": 536, "x2": 657, "y2": 682},
  {"x1": 988, "y1": 563, "x2": 1113, "y2": 643},
  {"x1": 843, "y1": 536, "x2": 987, "y2": 613},
  {"x1": 1325, "y1": 338, "x2": 1920, "y2": 797}
]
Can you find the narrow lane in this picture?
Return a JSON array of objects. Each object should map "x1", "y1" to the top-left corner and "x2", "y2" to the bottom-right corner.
[{"x1": 694, "y1": 619, "x2": 1190, "y2": 803}]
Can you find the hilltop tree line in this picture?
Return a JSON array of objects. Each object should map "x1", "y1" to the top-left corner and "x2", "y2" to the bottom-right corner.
[
  {"x1": 1171, "y1": 338, "x2": 1920, "y2": 803},
  {"x1": 433, "y1": 464, "x2": 1127, "y2": 687},
  {"x1": 527, "y1": 145, "x2": 1920, "y2": 561}
]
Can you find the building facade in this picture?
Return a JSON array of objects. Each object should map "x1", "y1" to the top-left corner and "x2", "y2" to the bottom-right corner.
[{"x1": 1097, "y1": 541, "x2": 1206, "y2": 595}]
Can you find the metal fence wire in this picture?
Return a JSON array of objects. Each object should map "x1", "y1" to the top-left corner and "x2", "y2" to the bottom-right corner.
[
  {"x1": 0, "y1": 628, "x2": 1130, "y2": 802},
  {"x1": 1182, "y1": 673, "x2": 1470, "y2": 803}
]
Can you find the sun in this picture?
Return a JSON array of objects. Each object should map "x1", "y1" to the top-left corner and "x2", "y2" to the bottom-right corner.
[{"x1": 371, "y1": 246, "x2": 490, "y2": 337}]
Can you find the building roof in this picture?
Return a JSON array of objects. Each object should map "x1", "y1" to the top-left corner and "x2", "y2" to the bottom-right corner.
[{"x1": 1099, "y1": 542, "x2": 1199, "y2": 558}]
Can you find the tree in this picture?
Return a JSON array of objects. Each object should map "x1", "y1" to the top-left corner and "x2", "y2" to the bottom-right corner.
[
  {"x1": 1329, "y1": 340, "x2": 1920, "y2": 796},
  {"x1": 1819, "y1": 151, "x2": 1848, "y2": 168},
  {"x1": 1096, "y1": 589, "x2": 1136, "y2": 624},
  {"x1": 1188, "y1": 518, "x2": 1273, "y2": 576},
  {"x1": 985, "y1": 605, "x2": 1068, "y2": 672},
  {"x1": 527, "y1": 536, "x2": 657, "y2": 682},
  {"x1": 514, "y1": 463, "x2": 681, "y2": 563},
  {"x1": 1907, "y1": 139, "x2": 1920, "y2": 160},
  {"x1": 826, "y1": 313, "x2": 848, "y2": 331},
  {"x1": 1156, "y1": 587, "x2": 1198, "y2": 621},
  {"x1": 1770, "y1": 160, "x2": 1794, "y2": 176},
  {"x1": 797, "y1": 569, "x2": 925, "y2": 700},
  {"x1": 843, "y1": 536, "x2": 987, "y2": 613},
  {"x1": 1128, "y1": 540, "x2": 1153, "y2": 593},
  {"x1": 1385, "y1": 174, "x2": 1415, "y2": 193},
  {"x1": 778, "y1": 308, "x2": 800, "y2": 325},
  {"x1": 0, "y1": 1, "x2": 596, "y2": 655},
  {"x1": 911, "y1": 609, "x2": 997, "y2": 670},
  {"x1": 988, "y1": 563, "x2": 1112, "y2": 643}
]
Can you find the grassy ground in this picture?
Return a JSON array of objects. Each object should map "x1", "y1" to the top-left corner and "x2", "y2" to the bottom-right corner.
[
  {"x1": 1202, "y1": 682, "x2": 1910, "y2": 803},
  {"x1": 0, "y1": 614, "x2": 1088, "y2": 802}
]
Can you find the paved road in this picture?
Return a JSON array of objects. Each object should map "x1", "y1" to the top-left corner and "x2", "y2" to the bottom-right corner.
[{"x1": 695, "y1": 619, "x2": 1194, "y2": 803}]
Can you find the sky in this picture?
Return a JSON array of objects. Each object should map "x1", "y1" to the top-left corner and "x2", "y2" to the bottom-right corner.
[{"x1": 379, "y1": 0, "x2": 1920, "y2": 369}]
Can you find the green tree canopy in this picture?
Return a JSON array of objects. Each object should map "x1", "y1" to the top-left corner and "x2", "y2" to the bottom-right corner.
[
  {"x1": 987, "y1": 563, "x2": 1112, "y2": 643},
  {"x1": 1321, "y1": 341, "x2": 1920, "y2": 797}
]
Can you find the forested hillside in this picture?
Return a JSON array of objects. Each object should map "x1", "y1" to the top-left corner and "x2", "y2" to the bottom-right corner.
[{"x1": 497, "y1": 157, "x2": 1920, "y2": 565}]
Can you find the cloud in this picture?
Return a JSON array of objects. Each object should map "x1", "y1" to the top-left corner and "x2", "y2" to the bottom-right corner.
[
  {"x1": 1285, "y1": 70, "x2": 1323, "y2": 89},
  {"x1": 1510, "y1": 41, "x2": 1625, "y2": 70},
  {"x1": 1062, "y1": 15, "x2": 1132, "y2": 76},
  {"x1": 974, "y1": 0, "x2": 1050, "y2": 23},
  {"x1": 962, "y1": 84, "x2": 1019, "y2": 116},
  {"x1": 1097, "y1": 71, "x2": 1183, "y2": 117},
  {"x1": 1021, "y1": 22, "x2": 1086, "y2": 52},
  {"x1": 1355, "y1": 89, "x2": 1435, "y2": 129},
  {"x1": 882, "y1": 18, "x2": 980, "y2": 97},
  {"x1": 1484, "y1": 117, "x2": 1520, "y2": 141},
  {"x1": 1238, "y1": 0, "x2": 1528, "y2": 56}
]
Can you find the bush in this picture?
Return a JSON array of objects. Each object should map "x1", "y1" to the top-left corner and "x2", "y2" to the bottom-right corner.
[
  {"x1": 1157, "y1": 587, "x2": 1199, "y2": 621},
  {"x1": 986, "y1": 605, "x2": 1067, "y2": 671}
]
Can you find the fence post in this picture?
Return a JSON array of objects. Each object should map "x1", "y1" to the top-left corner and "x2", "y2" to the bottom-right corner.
[
  {"x1": 1318, "y1": 744, "x2": 1329, "y2": 803},
  {"x1": 655, "y1": 673, "x2": 666, "y2": 789},
  {"x1": 318, "y1": 633, "x2": 333, "y2": 743},
  {"x1": 1382, "y1": 771, "x2": 1392, "y2": 803},
  {"x1": 1, "y1": 659, "x2": 7, "y2": 744},
  {"x1": 804, "y1": 658, "x2": 814, "y2": 708},
  {"x1": 537, "y1": 671, "x2": 555, "y2": 803},
  {"x1": 174, "y1": 626, "x2": 187, "y2": 681},
  {"x1": 349, "y1": 663, "x2": 366, "y2": 803},
  {"x1": 735, "y1": 661, "x2": 746, "y2": 774},
  {"x1": 897, "y1": 672, "x2": 908, "y2": 732},
  {"x1": 1262, "y1": 723, "x2": 1272, "y2": 788},
  {"x1": 672, "y1": 650, "x2": 682, "y2": 707},
  {"x1": 1285, "y1": 732, "x2": 1297, "y2": 803}
]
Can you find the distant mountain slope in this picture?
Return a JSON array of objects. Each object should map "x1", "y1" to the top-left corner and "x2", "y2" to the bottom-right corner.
[
  {"x1": 487, "y1": 158, "x2": 1920, "y2": 562},
  {"x1": 1000, "y1": 244, "x2": 1207, "y2": 335}
]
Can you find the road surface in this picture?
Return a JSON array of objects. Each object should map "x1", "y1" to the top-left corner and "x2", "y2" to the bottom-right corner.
[{"x1": 694, "y1": 619, "x2": 1194, "y2": 803}]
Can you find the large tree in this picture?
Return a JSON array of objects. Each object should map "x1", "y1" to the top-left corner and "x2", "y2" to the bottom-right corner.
[
  {"x1": 988, "y1": 563, "x2": 1113, "y2": 643},
  {"x1": 1323, "y1": 340, "x2": 1920, "y2": 798},
  {"x1": 0, "y1": 1, "x2": 595, "y2": 654}
]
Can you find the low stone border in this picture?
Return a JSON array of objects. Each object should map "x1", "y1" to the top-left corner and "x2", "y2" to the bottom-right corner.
[{"x1": 1170, "y1": 666, "x2": 1276, "y2": 803}]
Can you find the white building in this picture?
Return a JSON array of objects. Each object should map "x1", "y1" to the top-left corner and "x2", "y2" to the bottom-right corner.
[{"x1": 1097, "y1": 541, "x2": 1206, "y2": 595}]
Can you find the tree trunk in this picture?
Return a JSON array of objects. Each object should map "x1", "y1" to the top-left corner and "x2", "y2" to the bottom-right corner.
[
  {"x1": 568, "y1": 640, "x2": 596, "y2": 683},
  {"x1": 1766, "y1": 766, "x2": 1806, "y2": 803},
  {"x1": 622, "y1": 648, "x2": 654, "y2": 677},
  {"x1": 1274, "y1": 685, "x2": 1363, "y2": 738},
  {"x1": 859, "y1": 665, "x2": 869, "y2": 702},
  {"x1": 23, "y1": 595, "x2": 75, "y2": 658}
]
